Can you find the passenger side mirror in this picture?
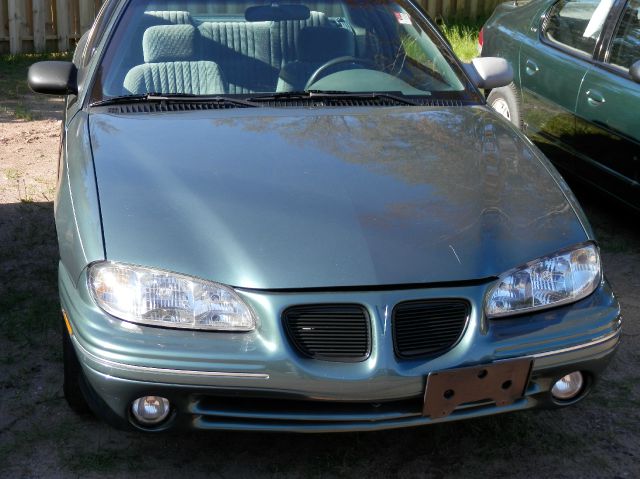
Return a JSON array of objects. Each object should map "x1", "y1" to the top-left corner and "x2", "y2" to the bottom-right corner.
[
  {"x1": 464, "y1": 57, "x2": 514, "y2": 90},
  {"x1": 28, "y1": 61, "x2": 78, "y2": 95},
  {"x1": 630, "y1": 60, "x2": 640, "y2": 83}
]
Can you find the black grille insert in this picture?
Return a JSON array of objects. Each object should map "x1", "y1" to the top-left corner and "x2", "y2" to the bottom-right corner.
[
  {"x1": 99, "y1": 98, "x2": 467, "y2": 114},
  {"x1": 104, "y1": 101, "x2": 248, "y2": 114},
  {"x1": 257, "y1": 98, "x2": 465, "y2": 108},
  {"x1": 283, "y1": 304, "x2": 371, "y2": 362},
  {"x1": 393, "y1": 299, "x2": 470, "y2": 358}
]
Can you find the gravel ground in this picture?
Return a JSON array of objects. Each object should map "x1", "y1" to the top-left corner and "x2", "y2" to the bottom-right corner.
[{"x1": 0, "y1": 79, "x2": 638, "y2": 479}]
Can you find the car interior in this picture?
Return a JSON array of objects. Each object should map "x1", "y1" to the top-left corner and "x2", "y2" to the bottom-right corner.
[
  {"x1": 544, "y1": 0, "x2": 619, "y2": 55},
  {"x1": 610, "y1": 5, "x2": 640, "y2": 69},
  {"x1": 97, "y1": 1, "x2": 463, "y2": 98}
]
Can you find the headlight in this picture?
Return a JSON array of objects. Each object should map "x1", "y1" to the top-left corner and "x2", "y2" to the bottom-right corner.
[
  {"x1": 486, "y1": 244, "x2": 601, "y2": 318},
  {"x1": 88, "y1": 262, "x2": 256, "y2": 331}
]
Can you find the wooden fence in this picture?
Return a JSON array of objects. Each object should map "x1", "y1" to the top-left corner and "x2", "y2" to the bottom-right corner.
[{"x1": 0, "y1": 0, "x2": 503, "y2": 54}]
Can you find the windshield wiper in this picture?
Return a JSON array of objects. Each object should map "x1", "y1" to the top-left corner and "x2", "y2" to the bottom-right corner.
[
  {"x1": 247, "y1": 90, "x2": 420, "y2": 106},
  {"x1": 92, "y1": 91, "x2": 421, "y2": 108},
  {"x1": 90, "y1": 93, "x2": 258, "y2": 108},
  {"x1": 90, "y1": 93, "x2": 152, "y2": 107}
]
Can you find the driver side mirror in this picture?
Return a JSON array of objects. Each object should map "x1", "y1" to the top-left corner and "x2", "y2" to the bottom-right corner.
[
  {"x1": 464, "y1": 57, "x2": 514, "y2": 89},
  {"x1": 28, "y1": 61, "x2": 78, "y2": 95},
  {"x1": 630, "y1": 60, "x2": 640, "y2": 83}
]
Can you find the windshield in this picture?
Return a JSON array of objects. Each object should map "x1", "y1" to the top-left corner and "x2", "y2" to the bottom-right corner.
[{"x1": 91, "y1": 0, "x2": 475, "y2": 102}]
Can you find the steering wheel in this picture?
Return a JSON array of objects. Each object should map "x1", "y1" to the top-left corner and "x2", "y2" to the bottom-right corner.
[{"x1": 305, "y1": 56, "x2": 378, "y2": 90}]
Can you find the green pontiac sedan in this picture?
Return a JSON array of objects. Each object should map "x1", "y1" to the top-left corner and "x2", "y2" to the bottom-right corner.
[
  {"x1": 481, "y1": 0, "x2": 640, "y2": 211},
  {"x1": 29, "y1": 0, "x2": 620, "y2": 432}
]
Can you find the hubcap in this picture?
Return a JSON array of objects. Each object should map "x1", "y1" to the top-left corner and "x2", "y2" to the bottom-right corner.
[{"x1": 491, "y1": 98, "x2": 511, "y2": 121}]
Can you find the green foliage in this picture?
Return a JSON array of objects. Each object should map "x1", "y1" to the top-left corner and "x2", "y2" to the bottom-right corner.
[
  {"x1": 0, "y1": 53, "x2": 70, "y2": 97},
  {"x1": 0, "y1": 204, "x2": 58, "y2": 346},
  {"x1": 0, "y1": 52, "x2": 71, "y2": 118},
  {"x1": 440, "y1": 18, "x2": 484, "y2": 62}
]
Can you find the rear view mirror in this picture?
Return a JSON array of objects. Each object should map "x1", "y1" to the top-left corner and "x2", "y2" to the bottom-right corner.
[
  {"x1": 28, "y1": 61, "x2": 78, "y2": 95},
  {"x1": 464, "y1": 57, "x2": 513, "y2": 89},
  {"x1": 245, "y1": 4, "x2": 310, "y2": 22},
  {"x1": 630, "y1": 60, "x2": 640, "y2": 83}
]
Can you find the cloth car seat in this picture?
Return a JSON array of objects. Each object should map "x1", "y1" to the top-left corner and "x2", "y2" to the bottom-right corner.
[{"x1": 123, "y1": 24, "x2": 224, "y2": 95}]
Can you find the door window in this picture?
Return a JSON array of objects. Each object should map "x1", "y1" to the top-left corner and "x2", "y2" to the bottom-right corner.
[
  {"x1": 545, "y1": 0, "x2": 615, "y2": 55},
  {"x1": 609, "y1": 0, "x2": 640, "y2": 69}
]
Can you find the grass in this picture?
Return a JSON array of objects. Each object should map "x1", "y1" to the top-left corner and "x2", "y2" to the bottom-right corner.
[
  {"x1": 440, "y1": 18, "x2": 484, "y2": 62},
  {"x1": 0, "y1": 52, "x2": 71, "y2": 98},
  {"x1": 402, "y1": 17, "x2": 483, "y2": 64},
  {"x1": 0, "y1": 420, "x2": 78, "y2": 467},
  {"x1": 13, "y1": 104, "x2": 34, "y2": 121},
  {"x1": 0, "y1": 290, "x2": 59, "y2": 344},
  {"x1": 3, "y1": 168, "x2": 22, "y2": 181},
  {"x1": 64, "y1": 449, "x2": 130, "y2": 474},
  {"x1": 0, "y1": 52, "x2": 71, "y2": 119},
  {"x1": 0, "y1": 204, "x2": 58, "y2": 347}
]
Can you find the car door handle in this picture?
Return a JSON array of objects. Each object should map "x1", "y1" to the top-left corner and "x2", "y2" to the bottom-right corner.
[
  {"x1": 525, "y1": 59, "x2": 539, "y2": 76},
  {"x1": 586, "y1": 89, "x2": 606, "y2": 106}
]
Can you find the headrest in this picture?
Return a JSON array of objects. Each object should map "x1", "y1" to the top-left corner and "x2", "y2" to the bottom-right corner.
[
  {"x1": 143, "y1": 24, "x2": 197, "y2": 63},
  {"x1": 144, "y1": 10, "x2": 193, "y2": 25},
  {"x1": 297, "y1": 27, "x2": 355, "y2": 63}
]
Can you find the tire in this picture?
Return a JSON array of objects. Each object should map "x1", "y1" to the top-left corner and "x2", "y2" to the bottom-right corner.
[
  {"x1": 62, "y1": 317, "x2": 91, "y2": 414},
  {"x1": 487, "y1": 83, "x2": 523, "y2": 130}
]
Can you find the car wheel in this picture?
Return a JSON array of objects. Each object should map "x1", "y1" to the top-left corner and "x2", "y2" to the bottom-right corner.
[
  {"x1": 487, "y1": 83, "x2": 522, "y2": 129},
  {"x1": 62, "y1": 317, "x2": 91, "y2": 414}
]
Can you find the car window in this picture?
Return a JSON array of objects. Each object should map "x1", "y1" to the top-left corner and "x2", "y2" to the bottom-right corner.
[
  {"x1": 545, "y1": 0, "x2": 615, "y2": 55},
  {"x1": 609, "y1": 0, "x2": 640, "y2": 69},
  {"x1": 82, "y1": 0, "x2": 119, "y2": 67},
  {"x1": 90, "y1": 0, "x2": 473, "y2": 102}
]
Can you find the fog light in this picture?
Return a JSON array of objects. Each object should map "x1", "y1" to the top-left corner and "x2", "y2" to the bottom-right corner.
[
  {"x1": 131, "y1": 396, "x2": 170, "y2": 425},
  {"x1": 551, "y1": 372, "x2": 584, "y2": 400}
]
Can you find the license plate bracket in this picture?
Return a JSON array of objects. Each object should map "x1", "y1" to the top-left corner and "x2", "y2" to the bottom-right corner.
[{"x1": 423, "y1": 358, "x2": 533, "y2": 419}]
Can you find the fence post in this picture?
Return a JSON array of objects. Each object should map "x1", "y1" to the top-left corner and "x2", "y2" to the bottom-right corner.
[
  {"x1": 0, "y1": 1, "x2": 5, "y2": 44},
  {"x1": 442, "y1": 0, "x2": 453, "y2": 19},
  {"x1": 469, "y1": 0, "x2": 479, "y2": 20},
  {"x1": 485, "y1": 0, "x2": 497, "y2": 16},
  {"x1": 8, "y1": 0, "x2": 21, "y2": 54},
  {"x1": 427, "y1": 0, "x2": 438, "y2": 19},
  {"x1": 57, "y1": 0, "x2": 70, "y2": 51},
  {"x1": 33, "y1": 0, "x2": 47, "y2": 52},
  {"x1": 79, "y1": 0, "x2": 94, "y2": 34}
]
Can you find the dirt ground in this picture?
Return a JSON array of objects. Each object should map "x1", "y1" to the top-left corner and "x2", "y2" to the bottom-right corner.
[{"x1": 1, "y1": 74, "x2": 639, "y2": 479}]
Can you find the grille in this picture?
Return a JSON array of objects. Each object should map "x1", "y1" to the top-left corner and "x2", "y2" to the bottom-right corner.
[
  {"x1": 105, "y1": 101, "x2": 248, "y2": 114},
  {"x1": 393, "y1": 299, "x2": 470, "y2": 358},
  {"x1": 101, "y1": 98, "x2": 466, "y2": 113},
  {"x1": 191, "y1": 394, "x2": 425, "y2": 431},
  {"x1": 259, "y1": 98, "x2": 465, "y2": 108},
  {"x1": 283, "y1": 304, "x2": 371, "y2": 362}
]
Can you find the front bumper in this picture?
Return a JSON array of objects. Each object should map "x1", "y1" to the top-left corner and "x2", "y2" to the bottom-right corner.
[{"x1": 61, "y1": 263, "x2": 622, "y2": 432}]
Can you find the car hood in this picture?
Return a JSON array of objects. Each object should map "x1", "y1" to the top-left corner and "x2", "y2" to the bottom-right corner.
[{"x1": 89, "y1": 106, "x2": 587, "y2": 289}]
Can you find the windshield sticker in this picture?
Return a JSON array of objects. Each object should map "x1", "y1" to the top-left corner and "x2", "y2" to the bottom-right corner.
[{"x1": 394, "y1": 11, "x2": 412, "y2": 25}]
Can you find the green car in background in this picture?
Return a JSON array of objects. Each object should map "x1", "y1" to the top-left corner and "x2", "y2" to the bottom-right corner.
[
  {"x1": 481, "y1": 0, "x2": 640, "y2": 211},
  {"x1": 27, "y1": 0, "x2": 621, "y2": 432}
]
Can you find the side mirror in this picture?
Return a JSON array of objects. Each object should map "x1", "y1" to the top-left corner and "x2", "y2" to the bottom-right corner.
[
  {"x1": 464, "y1": 57, "x2": 514, "y2": 89},
  {"x1": 28, "y1": 61, "x2": 78, "y2": 95},
  {"x1": 630, "y1": 60, "x2": 640, "y2": 83}
]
